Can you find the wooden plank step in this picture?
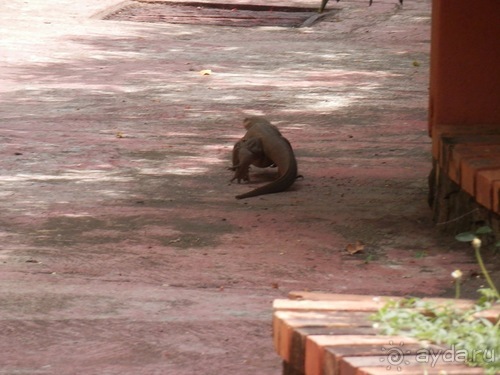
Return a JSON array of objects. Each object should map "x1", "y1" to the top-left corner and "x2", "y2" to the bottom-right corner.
[
  {"x1": 431, "y1": 124, "x2": 500, "y2": 160},
  {"x1": 274, "y1": 293, "x2": 497, "y2": 375},
  {"x1": 273, "y1": 310, "x2": 374, "y2": 364},
  {"x1": 437, "y1": 134, "x2": 500, "y2": 170},
  {"x1": 283, "y1": 292, "x2": 476, "y2": 310},
  {"x1": 475, "y1": 169, "x2": 500, "y2": 211},
  {"x1": 447, "y1": 144, "x2": 500, "y2": 183},
  {"x1": 305, "y1": 335, "x2": 420, "y2": 375},
  {"x1": 460, "y1": 157, "x2": 500, "y2": 197},
  {"x1": 343, "y1": 357, "x2": 486, "y2": 375},
  {"x1": 430, "y1": 124, "x2": 500, "y2": 214},
  {"x1": 323, "y1": 344, "x2": 438, "y2": 375},
  {"x1": 273, "y1": 299, "x2": 389, "y2": 313}
]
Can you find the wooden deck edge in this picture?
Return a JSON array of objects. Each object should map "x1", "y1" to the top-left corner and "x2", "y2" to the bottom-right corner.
[
  {"x1": 428, "y1": 159, "x2": 500, "y2": 234},
  {"x1": 429, "y1": 124, "x2": 500, "y2": 230},
  {"x1": 273, "y1": 293, "x2": 497, "y2": 375}
]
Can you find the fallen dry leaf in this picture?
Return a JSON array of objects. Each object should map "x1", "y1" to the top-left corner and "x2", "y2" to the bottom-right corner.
[
  {"x1": 199, "y1": 69, "x2": 212, "y2": 76},
  {"x1": 345, "y1": 240, "x2": 365, "y2": 255}
]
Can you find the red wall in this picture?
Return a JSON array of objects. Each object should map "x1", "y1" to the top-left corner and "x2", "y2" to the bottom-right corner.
[{"x1": 429, "y1": 0, "x2": 500, "y2": 133}]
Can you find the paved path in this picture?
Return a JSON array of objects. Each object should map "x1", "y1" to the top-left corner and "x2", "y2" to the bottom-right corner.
[{"x1": 0, "y1": 1, "x2": 487, "y2": 374}]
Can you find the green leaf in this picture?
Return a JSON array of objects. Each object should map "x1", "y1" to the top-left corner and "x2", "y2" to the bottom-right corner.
[
  {"x1": 475, "y1": 226, "x2": 493, "y2": 235},
  {"x1": 372, "y1": 298, "x2": 500, "y2": 372},
  {"x1": 455, "y1": 232, "x2": 476, "y2": 242},
  {"x1": 414, "y1": 251, "x2": 426, "y2": 259}
]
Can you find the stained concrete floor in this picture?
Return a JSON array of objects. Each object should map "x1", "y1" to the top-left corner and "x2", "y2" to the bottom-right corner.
[{"x1": 1, "y1": 0, "x2": 497, "y2": 374}]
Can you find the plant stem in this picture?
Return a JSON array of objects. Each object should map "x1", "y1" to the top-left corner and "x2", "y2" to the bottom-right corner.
[
  {"x1": 455, "y1": 279, "x2": 461, "y2": 299},
  {"x1": 474, "y1": 245, "x2": 500, "y2": 299}
]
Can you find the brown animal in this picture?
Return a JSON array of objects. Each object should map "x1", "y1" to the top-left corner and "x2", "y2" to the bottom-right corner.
[{"x1": 229, "y1": 117, "x2": 298, "y2": 199}]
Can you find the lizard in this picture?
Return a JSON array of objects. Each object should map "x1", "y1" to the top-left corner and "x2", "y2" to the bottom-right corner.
[{"x1": 229, "y1": 117, "x2": 298, "y2": 199}]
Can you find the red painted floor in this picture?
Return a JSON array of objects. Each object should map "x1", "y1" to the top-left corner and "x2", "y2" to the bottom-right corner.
[{"x1": 0, "y1": 0, "x2": 497, "y2": 374}]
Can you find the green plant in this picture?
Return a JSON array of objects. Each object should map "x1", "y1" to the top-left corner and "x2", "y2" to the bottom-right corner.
[
  {"x1": 455, "y1": 227, "x2": 499, "y2": 300},
  {"x1": 451, "y1": 269, "x2": 463, "y2": 299},
  {"x1": 364, "y1": 253, "x2": 374, "y2": 264},
  {"x1": 414, "y1": 250, "x2": 427, "y2": 259},
  {"x1": 471, "y1": 238, "x2": 500, "y2": 300},
  {"x1": 455, "y1": 225, "x2": 500, "y2": 251},
  {"x1": 371, "y1": 233, "x2": 499, "y2": 373},
  {"x1": 372, "y1": 298, "x2": 499, "y2": 374}
]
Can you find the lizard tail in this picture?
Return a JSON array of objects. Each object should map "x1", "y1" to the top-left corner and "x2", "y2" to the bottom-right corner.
[{"x1": 235, "y1": 160, "x2": 298, "y2": 199}]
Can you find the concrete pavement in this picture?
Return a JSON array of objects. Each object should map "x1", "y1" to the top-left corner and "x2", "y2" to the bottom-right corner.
[{"x1": 0, "y1": 1, "x2": 488, "y2": 374}]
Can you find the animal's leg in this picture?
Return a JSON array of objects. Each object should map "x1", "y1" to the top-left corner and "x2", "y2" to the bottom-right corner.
[{"x1": 230, "y1": 137, "x2": 265, "y2": 183}]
